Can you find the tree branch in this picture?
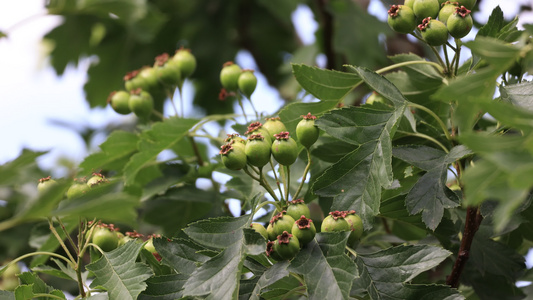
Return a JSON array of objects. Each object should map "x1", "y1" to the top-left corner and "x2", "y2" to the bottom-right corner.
[
  {"x1": 315, "y1": 0, "x2": 336, "y2": 69},
  {"x1": 446, "y1": 206, "x2": 483, "y2": 288}
]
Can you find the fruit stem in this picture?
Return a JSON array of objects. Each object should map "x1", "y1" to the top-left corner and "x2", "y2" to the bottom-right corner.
[
  {"x1": 397, "y1": 130, "x2": 449, "y2": 153},
  {"x1": 285, "y1": 165, "x2": 291, "y2": 201},
  {"x1": 245, "y1": 94, "x2": 260, "y2": 120},
  {"x1": 2, "y1": 251, "x2": 75, "y2": 271},
  {"x1": 443, "y1": 44, "x2": 451, "y2": 75},
  {"x1": 279, "y1": 164, "x2": 288, "y2": 202},
  {"x1": 409, "y1": 33, "x2": 447, "y2": 71},
  {"x1": 48, "y1": 218, "x2": 77, "y2": 264},
  {"x1": 293, "y1": 149, "x2": 312, "y2": 200},
  {"x1": 166, "y1": 88, "x2": 179, "y2": 116},
  {"x1": 152, "y1": 109, "x2": 165, "y2": 120},
  {"x1": 243, "y1": 165, "x2": 261, "y2": 181},
  {"x1": 407, "y1": 102, "x2": 453, "y2": 141},
  {"x1": 177, "y1": 86, "x2": 185, "y2": 118},
  {"x1": 188, "y1": 136, "x2": 205, "y2": 166},
  {"x1": 269, "y1": 160, "x2": 285, "y2": 202},
  {"x1": 345, "y1": 246, "x2": 357, "y2": 258},
  {"x1": 55, "y1": 216, "x2": 78, "y2": 255},
  {"x1": 259, "y1": 167, "x2": 281, "y2": 202},
  {"x1": 454, "y1": 38, "x2": 462, "y2": 76},
  {"x1": 253, "y1": 200, "x2": 281, "y2": 216},
  {"x1": 236, "y1": 94, "x2": 249, "y2": 123},
  {"x1": 76, "y1": 254, "x2": 86, "y2": 298}
]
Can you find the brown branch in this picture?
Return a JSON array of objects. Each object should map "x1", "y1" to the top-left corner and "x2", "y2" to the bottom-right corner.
[
  {"x1": 315, "y1": 0, "x2": 336, "y2": 69},
  {"x1": 446, "y1": 206, "x2": 483, "y2": 288}
]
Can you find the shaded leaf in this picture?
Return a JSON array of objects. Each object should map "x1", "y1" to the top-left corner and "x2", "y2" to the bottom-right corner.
[
  {"x1": 292, "y1": 64, "x2": 361, "y2": 101},
  {"x1": 138, "y1": 274, "x2": 188, "y2": 300},
  {"x1": 289, "y1": 232, "x2": 357, "y2": 300},
  {"x1": 241, "y1": 261, "x2": 290, "y2": 300},
  {"x1": 80, "y1": 131, "x2": 139, "y2": 173},
  {"x1": 154, "y1": 238, "x2": 210, "y2": 276},
  {"x1": 500, "y1": 81, "x2": 533, "y2": 112}
]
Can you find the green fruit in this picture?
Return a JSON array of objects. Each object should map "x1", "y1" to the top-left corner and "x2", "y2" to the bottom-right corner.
[
  {"x1": 154, "y1": 53, "x2": 181, "y2": 86},
  {"x1": 438, "y1": 3, "x2": 458, "y2": 24},
  {"x1": 245, "y1": 122, "x2": 272, "y2": 144},
  {"x1": 413, "y1": 0, "x2": 440, "y2": 19},
  {"x1": 118, "y1": 234, "x2": 133, "y2": 247},
  {"x1": 92, "y1": 227, "x2": 119, "y2": 252},
  {"x1": 108, "y1": 91, "x2": 131, "y2": 115},
  {"x1": 250, "y1": 223, "x2": 268, "y2": 240},
  {"x1": 220, "y1": 143, "x2": 247, "y2": 170},
  {"x1": 321, "y1": 211, "x2": 350, "y2": 232},
  {"x1": 387, "y1": 5, "x2": 417, "y2": 34},
  {"x1": 296, "y1": 113, "x2": 320, "y2": 148},
  {"x1": 220, "y1": 61, "x2": 242, "y2": 91},
  {"x1": 224, "y1": 133, "x2": 246, "y2": 146},
  {"x1": 87, "y1": 173, "x2": 107, "y2": 187},
  {"x1": 129, "y1": 89, "x2": 154, "y2": 119},
  {"x1": 447, "y1": 7, "x2": 473, "y2": 38},
  {"x1": 245, "y1": 134, "x2": 271, "y2": 167},
  {"x1": 144, "y1": 238, "x2": 157, "y2": 253},
  {"x1": 137, "y1": 66, "x2": 159, "y2": 91},
  {"x1": 365, "y1": 92, "x2": 389, "y2": 105},
  {"x1": 67, "y1": 180, "x2": 90, "y2": 199},
  {"x1": 344, "y1": 210, "x2": 364, "y2": 245},
  {"x1": 291, "y1": 216, "x2": 316, "y2": 245},
  {"x1": 266, "y1": 223, "x2": 277, "y2": 241},
  {"x1": 266, "y1": 240, "x2": 283, "y2": 261},
  {"x1": 238, "y1": 69, "x2": 257, "y2": 99},
  {"x1": 286, "y1": 199, "x2": 311, "y2": 220},
  {"x1": 273, "y1": 231, "x2": 300, "y2": 260},
  {"x1": 37, "y1": 176, "x2": 57, "y2": 193},
  {"x1": 172, "y1": 48, "x2": 196, "y2": 78},
  {"x1": 404, "y1": 0, "x2": 415, "y2": 9},
  {"x1": 271, "y1": 132, "x2": 298, "y2": 166},
  {"x1": 419, "y1": 18, "x2": 449, "y2": 46},
  {"x1": 457, "y1": 0, "x2": 476, "y2": 9},
  {"x1": 263, "y1": 117, "x2": 287, "y2": 140},
  {"x1": 123, "y1": 69, "x2": 144, "y2": 92},
  {"x1": 271, "y1": 211, "x2": 296, "y2": 237}
]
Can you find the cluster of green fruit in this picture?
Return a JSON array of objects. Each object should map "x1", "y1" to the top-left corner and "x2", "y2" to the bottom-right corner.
[
  {"x1": 388, "y1": 0, "x2": 475, "y2": 46},
  {"x1": 37, "y1": 173, "x2": 109, "y2": 199},
  {"x1": 107, "y1": 48, "x2": 197, "y2": 118},
  {"x1": 250, "y1": 200, "x2": 364, "y2": 261},
  {"x1": 89, "y1": 222, "x2": 161, "y2": 260},
  {"x1": 219, "y1": 61, "x2": 258, "y2": 100},
  {"x1": 220, "y1": 113, "x2": 319, "y2": 170}
]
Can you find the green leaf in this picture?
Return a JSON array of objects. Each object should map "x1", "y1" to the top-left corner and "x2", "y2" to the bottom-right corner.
[
  {"x1": 477, "y1": 6, "x2": 505, "y2": 38},
  {"x1": 0, "y1": 149, "x2": 45, "y2": 186},
  {"x1": 80, "y1": 131, "x2": 139, "y2": 173},
  {"x1": 291, "y1": 64, "x2": 361, "y2": 101},
  {"x1": 138, "y1": 274, "x2": 188, "y2": 300},
  {"x1": 242, "y1": 261, "x2": 290, "y2": 300},
  {"x1": 124, "y1": 117, "x2": 198, "y2": 185},
  {"x1": 0, "y1": 291, "x2": 14, "y2": 300},
  {"x1": 392, "y1": 145, "x2": 470, "y2": 230},
  {"x1": 470, "y1": 236, "x2": 526, "y2": 281},
  {"x1": 143, "y1": 186, "x2": 214, "y2": 235},
  {"x1": 17, "y1": 271, "x2": 66, "y2": 299},
  {"x1": 87, "y1": 241, "x2": 153, "y2": 300},
  {"x1": 181, "y1": 224, "x2": 266, "y2": 299},
  {"x1": 354, "y1": 245, "x2": 458, "y2": 300},
  {"x1": 289, "y1": 232, "x2": 357, "y2": 300},
  {"x1": 465, "y1": 37, "x2": 520, "y2": 72},
  {"x1": 500, "y1": 81, "x2": 533, "y2": 112},
  {"x1": 154, "y1": 238, "x2": 210, "y2": 276}
]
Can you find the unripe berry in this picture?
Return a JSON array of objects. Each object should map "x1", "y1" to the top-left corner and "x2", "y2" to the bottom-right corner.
[
  {"x1": 263, "y1": 117, "x2": 287, "y2": 141},
  {"x1": 67, "y1": 178, "x2": 90, "y2": 199},
  {"x1": 37, "y1": 176, "x2": 57, "y2": 194},
  {"x1": 87, "y1": 172, "x2": 108, "y2": 187},
  {"x1": 129, "y1": 89, "x2": 154, "y2": 119},
  {"x1": 220, "y1": 61, "x2": 242, "y2": 92},
  {"x1": 296, "y1": 113, "x2": 320, "y2": 148},
  {"x1": 273, "y1": 231, "x2": 300, "y2": 260},
  {"x1": 108, "y1": 91, "x2": 131, "y2": 115},
  {"x1": 245, "y1": 122, "x2": 272, "y2": 144},
  {"x1": 172, "y1": 48, "x2": 196, "y2": 79},
  {"x1": 344, "y1": 210, "x2": 364, "y2": 245},
  {"x1": 419, "y1": 17, "x2": 449, "y2": 46},
  {"x1": 245, "y1": 134, "x2": 271, "y2": 167},
  {"x1": 92, "y1": 226, "x2": 119, "y2": 252},
  {"x1": 220, "y1": 143, "x2": 247, "y2": 170},
  {"x1": 447, "y1": 6, "x2": 473, "y2": 39},
  {"x1": 238, "y1": 69, "x2": 257, "y2": 99},
  {"x1": 286, "y1": 199, "x2": 311, "y2": 220},
  {"x1": 291, "y1": 216, "x2": 316, "y2": 245},
  {"x1": 387, "y1": 5, "x2": 417, "y2": 34},
  {"x1": 413, "y1": 0, "x2": 440, "y2": 19},
  {"x1": 266, "y1": 240, "x2": 283, "y2": 261},
  {"x1": 404, "y1": 0, "x2": 415, "y2": 9},
  {"x1": 321, "y1": 211, "x2": 350, "y2": 232},
  {"x1": 438, "y1": 2, "x2": 458, "y2": 24},
  {"x1": 154, "y1": 53, "x2": 181, "y2": 86},
  {"x1": 137, "y1": 66, "x2": 159, "y2": 92},
  {"x1": 271, "y1": 132, "x2": 298, "y2": 166},
  {"x1": 271, "y1": 211, "x2": 296, "y2": 237}
]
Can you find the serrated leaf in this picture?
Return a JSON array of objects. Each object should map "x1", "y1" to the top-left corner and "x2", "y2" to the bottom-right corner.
[
  {"x1": 244, "y1": 261, "x2": 290, "y2": 300},
  {"x1": 311, "y1": 68, "x2": 407, "y2": 229},
  {"x1": 181, "y1": 219, "x2": 266, "y2": 299},
  {"x1": 292, "y1": 64, "x2": 361, "y2": 101},
  {"x1": 354, "y1": 245, "x2": 456, "y2": 300},
  {"x1": 87, "y1": 241, "x2": 153, "y2": 300},
  {"x1": 500, "y1": 81, "x2": 533, "y2": 112},
  {"x1": 392, "y1": 145, "x2": 470, "y2": 230},
  {"x1": 289, "y1": 232, "x2": 356, "y2": 299},
  {"x1": 123, "y1": 117, "x2": 198, "y2": 185},
  {"x1": 0, "y1": 149, "x2": 45, "y2": 186},
  {"x1": 16, "y1": 271, "x2": 66, "y2": 299},
  {"x1": 154, "y1": 238, "x2": 210, "y2": 275},
  {"x1": 470, "y1": 236, "x2": 526, "y2": 281},
  {"x1": 138, "y1": 274, "x2": 188, "y2": 300},
  {"x1": 477, "y1": 6, "x2": 504, "y2": 38},
  {"x1": 80, "y1": 130, "x2": 139, "y2": 173},
  {"x1": 465, "y1": 37, "x2": 520, "y2": 72}
]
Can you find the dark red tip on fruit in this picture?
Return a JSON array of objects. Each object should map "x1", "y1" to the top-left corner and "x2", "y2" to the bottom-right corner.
[
  {"x1": 220, "y1": 143, "x2": 234, "y2": 155},
  {"x1": 39, "y1": 176, "x2": 52, "y2": 183},
  {"x1": 265, "y1": 116, "x2": 281, "y2": 121},
  {"x1": 155, "y1": 53, "x2": 170, "y2": 66},
  {"x1": 219, "y1": 88, "x2": 228, "y2": 101},
  {"x1": 224, "y1": 133, "x2": 241, "y2": 143},
  {"x1": 455, "y1": 6, "x2": 471, "y2": 18},
  {"x1": 248, "y1": 133, "x2": 264, "y2": 140},
  {"x1": 241, "y1": 69, "x2": 254, "y2": 73},
  {"x1": 126, "y1": 230, "x2": 144, "y2": 238},
  {"x1": 289, "y1": 199, "x2": 305, "y2": 205},
  {"x1": 124, "y1": 70, "x2": 140, "y2": 81},
  {"x1": 274, "y1": 131, "x2": 290, "y2": 140},
  {"x1": 223, "y1": 61, "x2": 235, "y2": 67},
  {"x1": 329, "y1": 210, "x2": 347, "y2": 220},
  {"x1": 301, "y1": 112, "x2": 317, "y2": 120},
  {"x1": 266, "y1": 241, "x2": 275, "y2": 256},
  {"x1": 245, "y1": 122, "x2": 263, "y2": 135},
  {"x1": 277, "y1": 231, "x2": 293, "y2": 244},
  {"x1": 295, "y1": 216, "x2": 313, "y2": 229},
  {"x1": 418, "y1": 17, "x2": 432, "y2": 31},
  {"x1": 131, "y1": 88, "x2": 142, "y2": 95},
  {"x1": 388, "y1": 5, "x2": 400, "y2": 17}
]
